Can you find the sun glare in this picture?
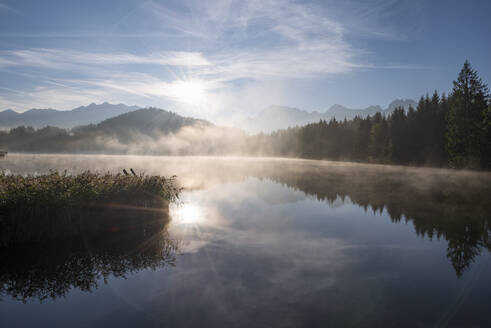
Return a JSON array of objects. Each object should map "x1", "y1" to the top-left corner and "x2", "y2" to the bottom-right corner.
[
  {"x1": 171, "y1": 80, "x2": 207, "y2": 106},
  {"x1": 172, "y1": 204, "x2": 204, "y2": 225}
]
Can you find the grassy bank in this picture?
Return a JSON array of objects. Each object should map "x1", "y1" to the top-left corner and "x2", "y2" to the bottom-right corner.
[{"x1": 0, "y1": 170, "x2": 181, "y2": 245}]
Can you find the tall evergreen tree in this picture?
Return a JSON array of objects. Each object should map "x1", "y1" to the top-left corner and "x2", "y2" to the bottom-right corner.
[
  {"x1": 447, "y1": 61, "x2": 490, "y2": 168},
  {"x1": 405, "y1": 106, "x2": 419, "y2": 164},
  {"x1": 389, "y1": 107, "x2": 408, "y2": 163},
  {"x1": 436, "y1": 93, "x2": 450, "y2": 165},
  {"x1": 482, "y1": 104, "x2": 491, "y2": 169},
  {"x1": 370, "y1": 113, "x2": 390, "y2": 161},
  {"x1": 353, "y1": 116, "x2": 372, "y2": 161}
]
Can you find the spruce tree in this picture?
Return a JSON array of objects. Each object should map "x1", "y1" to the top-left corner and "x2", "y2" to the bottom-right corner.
[
  {"x1": 389, "y1": 107, "x2": 408, "y2": 163},
  {"x1": 446, "y1": 61, "x2": 489, "y2": 168},
  {"x1": 437, "y1": 93, "x2": 450, "y2": 165},
  {"x1": 482, "y1": 104, "x2": 491, "y2": 168}
]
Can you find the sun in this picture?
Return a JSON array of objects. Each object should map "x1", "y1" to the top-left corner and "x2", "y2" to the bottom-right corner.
[{"x1": 171, "y1": 79, "x2": 207, "y2": 106}]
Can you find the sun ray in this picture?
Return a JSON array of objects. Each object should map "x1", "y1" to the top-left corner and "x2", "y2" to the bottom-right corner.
[{"x1": 170, "y1": 79, "x2": 207, "y2": 106}]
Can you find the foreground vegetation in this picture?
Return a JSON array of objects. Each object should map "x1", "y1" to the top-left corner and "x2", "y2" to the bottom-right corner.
[{"x1": 0, "y1": 170, "x2": 181, "y2": 245}]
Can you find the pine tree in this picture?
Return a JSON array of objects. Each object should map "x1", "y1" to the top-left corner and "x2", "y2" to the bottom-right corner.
[
  {"x1": 405, "y1": 106, "x2": 419, "y2": 164},
  {"x1": 389, "y1": 107, "x2": 408, "y2": 163},
  {"x1": 370, "y1": 114, "x2": 390, "y2": 161},
  {"x1": 437, "y1": 93, "x2": 450, "y2": 165},
  {"x1": 446, "y1": 61, "x2": 490, "y2": 168},
  {"x1": 353, "y1": 116, "x2": 371, "y2": 161},
  {"x1": 482, "y1": 104, "x2": 491, "y2": 168}
]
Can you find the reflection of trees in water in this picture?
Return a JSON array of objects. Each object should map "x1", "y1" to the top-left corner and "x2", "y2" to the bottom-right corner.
[
  {"x1": 0, "y1": 207, "x2": 180, "y2": 303},
  {"x1": 252, "y1": 162, "x2": 491, "y2": 277}
]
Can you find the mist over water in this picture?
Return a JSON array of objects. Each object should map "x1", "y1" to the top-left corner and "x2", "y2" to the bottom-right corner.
[{"x1": 1, "y1": 154, "x2": 491, "y2": 327}]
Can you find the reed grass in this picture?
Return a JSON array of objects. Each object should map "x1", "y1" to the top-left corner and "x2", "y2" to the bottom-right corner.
[{"x1": 0, "y1": 170, "x2": 181, "y2": 245}]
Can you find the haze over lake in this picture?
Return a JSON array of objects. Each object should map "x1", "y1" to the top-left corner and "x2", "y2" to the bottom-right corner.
[{"x1": 1, "y1": 154, "x2": 490, "y2": 328}]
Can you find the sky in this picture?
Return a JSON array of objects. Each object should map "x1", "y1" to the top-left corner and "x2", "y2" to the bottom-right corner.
[{"x1": 0, "y1": 0, "x2": 490, "y2": 123}]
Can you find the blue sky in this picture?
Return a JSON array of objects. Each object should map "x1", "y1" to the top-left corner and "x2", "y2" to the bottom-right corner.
[{"x1": 0, "y1": 0, "x2": 490, "y2": 123}]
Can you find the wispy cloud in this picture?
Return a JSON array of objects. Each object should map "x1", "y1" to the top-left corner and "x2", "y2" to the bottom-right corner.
[
  {"x1": 0, "y1": 2, "x2": 22, "y2": 16},
  {"x1": 0, "y1": 86, "x2": 109, "y2": 111},
  {"x1": 0, "y1": 49, "x2": 212, "y2": 69},
  {"x1": 0, "y1": 0, "x2": 362, "y2": 77}
]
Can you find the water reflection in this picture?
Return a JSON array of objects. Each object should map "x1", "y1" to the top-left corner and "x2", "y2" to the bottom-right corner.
[
  {"x1": 251, "y1": 163, "x2": 491, "y2": 277},
  {"x1": 0, "y1": 208, "x2": 180, "y2": 303},
  {"x1": 159, "y1": 179, "x2": 491, "y2": 328},
  {"x1": 172, "y1": 203, "x2": 204, "y2": 225}
]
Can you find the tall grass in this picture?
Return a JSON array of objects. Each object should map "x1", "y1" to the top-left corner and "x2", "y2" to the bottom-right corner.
[{"x1": 0, "y1": 170, "x2": 181, "y2": 245}]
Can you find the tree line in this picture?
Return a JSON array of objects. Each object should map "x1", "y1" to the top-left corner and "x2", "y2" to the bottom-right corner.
[{"x1": 250, "y1": 61, "x2": 490, "y2": 169}]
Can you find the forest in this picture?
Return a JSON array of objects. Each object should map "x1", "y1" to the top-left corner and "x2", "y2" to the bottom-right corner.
[{"x1": 250, "y1": 61, "x2": 491, "y2": 169}]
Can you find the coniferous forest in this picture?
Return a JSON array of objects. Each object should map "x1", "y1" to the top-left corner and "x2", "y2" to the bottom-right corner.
[{"x1": 251, "y1": 61, "x2": 491, "y2": 169}]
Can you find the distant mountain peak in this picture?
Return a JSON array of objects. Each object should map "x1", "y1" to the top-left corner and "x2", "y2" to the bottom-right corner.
[
  {"x1": 240, "y1": 98, "x2": 417, "y2": 133},
  {"x1": 261, "y1": 105, "x2": 304, "y2": 114},
  {"x1": 387, "y1": 99, "x2": 417, "y2": 111},
  {"x1": 329, "y1": 104, "x2": 347, "y2": 110},
  {"x1": 0, "y1": 102, "x2": 142, "y2": 128}
]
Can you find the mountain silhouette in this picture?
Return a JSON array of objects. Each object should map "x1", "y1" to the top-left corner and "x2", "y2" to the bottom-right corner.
[
  {"x1": 0, "y1": 107, "x2": 214, "y2": 153},
  {"x1": 0, "y1": 102, "x2": 141, "y2": 128},
  {"x1": 73, "y1": 107, "x2": 212, "y2": 140},
  {"x1": 241, "y1": 99, "x2": 417, "y2": 133}
]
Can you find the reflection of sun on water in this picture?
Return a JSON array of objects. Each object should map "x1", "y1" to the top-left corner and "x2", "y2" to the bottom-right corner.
[{"x1": 172, "y1": 204, "x2": 203, "y2": 225}]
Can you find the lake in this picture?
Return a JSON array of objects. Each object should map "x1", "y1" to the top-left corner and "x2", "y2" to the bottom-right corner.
[{"x1": 1, "y1": 154, "x2": 491, "y2": 327}]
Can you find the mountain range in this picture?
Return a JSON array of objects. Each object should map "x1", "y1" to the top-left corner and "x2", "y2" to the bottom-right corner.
[
  {"x1": 240, "y1": 99, "x2": 417, "y2": 133},
  {"x1": 0, "y1": 100, "x2": 417, "y2": 155},
  {"x1": 0, "y1": 99, "x2": 417, "y2": 133},
  {"x1": 0, "y1": 107, "x2": 214, "y2": 154},
  {"x1": 0, "y1": 102, "x2": 140, "y2": 128}
]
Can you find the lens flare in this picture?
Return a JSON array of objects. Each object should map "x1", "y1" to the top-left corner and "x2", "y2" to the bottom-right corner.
[{"x1": 172, "y1": 203, "x2": 203, "y2": 225}]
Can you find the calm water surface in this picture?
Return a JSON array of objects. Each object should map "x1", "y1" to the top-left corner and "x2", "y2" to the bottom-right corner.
[{"x1": 1, "y1": 154, "x2": 491, "y2": 327}]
